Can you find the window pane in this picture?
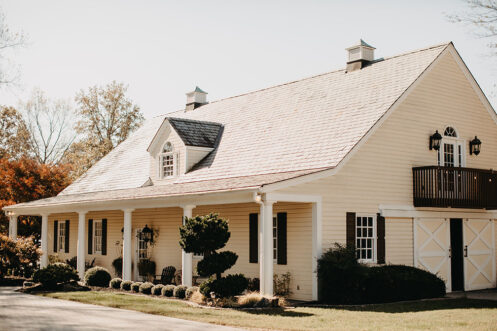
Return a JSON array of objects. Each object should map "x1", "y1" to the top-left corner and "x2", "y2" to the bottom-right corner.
[
  {"x1": 356, "y1": 217, "x2": 361, "y2": 226},
  {"x1": 368, "y1": 228, "x2": 372, "y2": 237},
  {"x1": 368, "y1": 217, "x2": 372, "y2": 226},
  {"x1": 367, "y1": 250, "x2": 372, "y2": 259}
]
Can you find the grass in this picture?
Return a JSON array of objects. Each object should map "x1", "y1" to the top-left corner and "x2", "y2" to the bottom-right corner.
[{"x1": 41, "y1": 291, "x2": 497, "y2": 331}]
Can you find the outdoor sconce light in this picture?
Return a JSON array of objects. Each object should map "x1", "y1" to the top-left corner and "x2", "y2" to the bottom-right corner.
[
  {"x1": 469, "y1": 136, "x2": 481, "y2": 155},
  {"x1": 141, "y1": 224, "x2": 153, "y2": 243},
  {"x1": 429, "y1": 130, "x2": 442, "y2": 151}
]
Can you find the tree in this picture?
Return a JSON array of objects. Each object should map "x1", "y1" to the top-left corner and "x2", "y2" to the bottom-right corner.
[
  {"x1": 0, "y1": 158, "x2": 71, "y2": 238},
  {"x1": 449, "y1": 1, "x2": 497, "y2": 53},
  {"x1": 64, "y1": 81, "x2": 144, "y2": 179},
  {"x1": 179, "y1": 213, "x2": 248, "y2": 298},
  {"x1": 21, "y1": 89, "x2": 75, "y2": 165},
  {"x1": 0, "y1": 106, "x2": 32, "y2": 160},
  {"x1": 0, "y1": 234, "x2": 41, "y2": 278},
  {"x1": 0, "y1": 7, "x2": 26, "y2": 86}
]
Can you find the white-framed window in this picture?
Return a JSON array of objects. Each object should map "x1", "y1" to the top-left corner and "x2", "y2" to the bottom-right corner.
[
  {"x1": 273, "y1": 215, "x2": 277, "y2": 263},
  {"x1": 93, "y1": 220, "x2": 103, "y2": 255},
  {"x1": 58, "y1": 220, "x2": 66, "y2": 253},
  {"x1": 160, "y1": 141, "x2": 176, "y2": 178},
  {"x1": 356, "y1": 214, "x2": 376, "y2": 263}
]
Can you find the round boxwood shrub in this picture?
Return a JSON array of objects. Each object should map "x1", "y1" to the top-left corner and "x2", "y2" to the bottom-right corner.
[
  {"x1": 152, "y1": 284, "x2": 165, "y2": 295},
  {"x1": 131, "y1": 282, "x2": 143, "y2": 293},
  {"x1": 162, "y1": 284, "x2": 176, "y2": 297},
  {"x1": 109, "y1": 278, "x2": 122, "y2": 289},
  {"x1": 185, "y1": 286, "x2": 199, "y2": 299},
  {"x1": 32, "y1": 263, "x2": 79, "y2": 289},
  {"x1": 199, "y1": 274, "x2": 248, "y2": 298},
  {"x1": 84, "y1": 267, "x2": 112, "y2": 287},
  {"x1": 139, "y1": 282, "x2": 154, "y2": 294},
  {"x1": 120, "y1": 280, "x2": 133, "y2": 291},
  {"x1": 173, "y1": 285, "x2": 188, "y2": 299}
]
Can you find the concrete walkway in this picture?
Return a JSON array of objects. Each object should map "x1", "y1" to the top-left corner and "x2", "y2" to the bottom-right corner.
[{"x1": 0, "y1": 287, "x2": 243, "y2": 331}]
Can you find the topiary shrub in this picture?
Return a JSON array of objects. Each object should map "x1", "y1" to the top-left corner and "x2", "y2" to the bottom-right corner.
[
  {"x1": 173, "y1": 285, "x2": 188, "y2": 299},
  {"x1": 139, "y1": 282, "x2": 154, "y2": 294},
  {"x1": 109, "y1": 278, "x2": 122, "y2": 289},
  {"x1": 185, "y1": 286, "x2": 199, "y2": 300},
  {"x1": 179, "y1": 213, "x2": 247, "y2": 297},
  {"x1": 84, "y1": 267, "x2": 112, "y2": 287},
  {"x1": 152, "y1": 284, "x2": 165, "y2": 295},
  {"x1": 162, "y1": 284, "x2": 176, "y2": 297},
  {"x1": 199, "y1": 274, "x2": 248, "y2": 298},
  {"x1": 32, "y1": 263, "x2": 79, "y2": 289},
  {"x1": 120, "y1": 280, "x2": 133, "y2": 291},
  {"x1": 317, "y1": 243, "x2": 446, "y2": 304},
  {"x1": 131, "y1": 282, "x2": 143, "y2": 293}
]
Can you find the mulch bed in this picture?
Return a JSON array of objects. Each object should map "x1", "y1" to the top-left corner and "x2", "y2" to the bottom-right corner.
[{"x1": 18, "y1": 281, "x2": 90, "y2": 294}]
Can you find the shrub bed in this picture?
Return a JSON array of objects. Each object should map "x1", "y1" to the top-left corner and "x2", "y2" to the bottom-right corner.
[
  {"x1": 131, "y1": 282, "x2": 143, "y2": 293},
  {"x1": 152, "y1": 284, "x2": 164, "y2": 295},
  {"x1": 84, "y1": 267, "x2": 111, "y2": 287},
  {"x1": 199, "y1": 274, "x2": 248, "y2": 298},
  {"x1": 120, "y1": 280, "x2": 133, "y2": 291},
  {"x1": 317, "y1": 243, "x2": 446, "y2": 304},
  {"x1": 109, "y1": 278, "x2": 122, "y2": 289},
  {"x1": 139, "y1": 282, "x2": 154, "y2": 294},
  {"x1": 173, "y1": 285, "x2": 188, "y2": 299},
  {"x1": 32, "y1": 263, "x2": 79, "y2": 289},
  {"x1": 185, "y1": 286, "x2": 199, "y2": 299},
  {"x1": 162, "y1": 285, "x2": 176, "y2": 297}
]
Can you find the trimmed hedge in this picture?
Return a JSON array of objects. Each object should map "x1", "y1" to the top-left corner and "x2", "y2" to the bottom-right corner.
[
  {"x1": 139, "y1": 282, "x2": 154, "y2": 294},
  {"x1": 162, "y1": 285, "x2": 176, "y2": 297},
  {"x1": 185, "y1": 286, "x2": 199, "y2": 299},
  {"x1": 109, "y1": 278, "x2": 122, "y2": 289},
  {"x1": 84, "y1": 267, "x2": 111, "y2": 287},
  {"x1": 32, "y1": 263, "x2": 79, "y2": 289},
  {"x1": 174, "y1": 285, "x2": 188, "y2": 299},
  {"x1": 317, "y1": 243, "x2": 446, "y2": 304},
  {"x1": 152, "y1": 284, "x2": 165, "y2": 295},
  {"x1": 131, "y1": 282, "x2": 143, "y2": 293},
  {"x1": 199, "y1": 274, "x2": 248, "y2": 298},
  {"x1": 120, "y1": 280, "x2": 133, "y2": 291}
]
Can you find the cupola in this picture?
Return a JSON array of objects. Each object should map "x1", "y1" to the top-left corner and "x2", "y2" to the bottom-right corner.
[
  {"x1": 185, "y1": 86, "x2": 208, "y2": 111},
  {"x1": 346, "y1": 39, "x2": 375, "y2": 72}
]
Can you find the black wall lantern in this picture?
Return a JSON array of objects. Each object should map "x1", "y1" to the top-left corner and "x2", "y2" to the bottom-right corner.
[
  {"x1": 469, "y1": 136, "x2": 481, "y2": 155},
  {"x1": 141, "y1": 224, "x2": 153, "y2": 243},
  {"x1": 429, "y1": 130, "x2": 442, "y2": 151}
]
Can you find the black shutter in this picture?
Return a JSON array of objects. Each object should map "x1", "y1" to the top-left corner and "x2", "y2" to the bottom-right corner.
[
  {"x1": 53, "y1": 220, "x2": 58, "y2": 252},
  {"x1": 102, "y1": 219, "x2": 107, "y2": 256},
  {"x1": 277, "y1": 212, "x2": 287, "y2": 265},
  {"x1": 249, "y1": 213, "x2": 258, "y2": 263},
  {"x1": 377, "y1": 213, "x2": 385, "y2": 264},
  {"x1": 65, "y1": 220, "x2": 70, "y2": 253},
  {"x1": 346, "y1": 212, "x2": 356, "y2": 248},
  {"x1": 88, "y1": 219, "x2": 93, "y2": 255}
]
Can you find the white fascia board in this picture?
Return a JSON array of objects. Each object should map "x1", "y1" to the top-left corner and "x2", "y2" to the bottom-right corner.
[
  {"x1": 260, "y1": 44, "x2": 451, "y2": 193},
  {"x1": 265, "y1": 192, "x2": 322, "y2": 203},
  {"x1": 186, "y1": 146, "x2": 214, "y2": 152}
]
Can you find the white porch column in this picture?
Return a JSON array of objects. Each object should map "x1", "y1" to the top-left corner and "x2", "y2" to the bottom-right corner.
[
  {"x1": 40, "y1": 214, "x2": 49, "y2": 268},
  {"x1": 8, "y1": 214, "x2": 17, "y2": 240},
  {"x1": 181, "y1": 204, "x2": 196, "y2": 287},
  {"x1": 260, "y1": 199, "x2": 275, "y2": 296},
  {"x1": 77, "y1": 211, "x2": 87, "y2": 280},
  {"x1": 122, "y1": 208, "x2": 134, "y2": 281},
  {"x1": 311, "y1": 200, "x2": 322, "y2": 301}
]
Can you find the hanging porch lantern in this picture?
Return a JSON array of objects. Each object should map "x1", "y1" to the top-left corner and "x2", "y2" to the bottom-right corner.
[
  {"x1": 429, "y1": 130, "x2": 442, "y2": 151},
  {"x1": 469, "y1": 136, "x2": 481, "y2": 155},
  {"x1": 141, "y1": 224, "x2": 153, "y2": 243}
]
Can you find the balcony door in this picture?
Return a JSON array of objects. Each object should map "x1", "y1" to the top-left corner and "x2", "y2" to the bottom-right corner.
[{"x1": 438, "y1": 127, "x2": 465, "y2": 196}]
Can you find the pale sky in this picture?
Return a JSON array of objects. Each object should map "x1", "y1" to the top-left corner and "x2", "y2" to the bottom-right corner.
[{"x1": 0, "y1": 0, "x2": 495, "y2": 119}]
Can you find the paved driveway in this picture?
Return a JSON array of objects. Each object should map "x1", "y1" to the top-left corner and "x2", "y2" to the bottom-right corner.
[{"x1": 0, "y1": 287, "x2": 243, "y2": 331}]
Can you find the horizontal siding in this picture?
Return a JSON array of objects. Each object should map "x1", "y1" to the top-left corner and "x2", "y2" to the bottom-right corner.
[{"x1": 385, "y1": 218, "x2": 413, "y2": 266}]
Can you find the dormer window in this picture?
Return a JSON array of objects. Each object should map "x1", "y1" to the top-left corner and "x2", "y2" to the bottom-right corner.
[{"x1": 160, "y1": 142, "x2": 176, "y2": 178}]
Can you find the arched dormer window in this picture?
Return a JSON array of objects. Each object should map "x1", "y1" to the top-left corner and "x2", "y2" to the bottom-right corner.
[{"x1": 160, "y1": 142, "x2": 176, "y2": 178}]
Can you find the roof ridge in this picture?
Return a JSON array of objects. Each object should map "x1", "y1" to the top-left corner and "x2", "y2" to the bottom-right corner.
[{"x1": 151, "y1": 42, "x2": 451, "y2": 119}]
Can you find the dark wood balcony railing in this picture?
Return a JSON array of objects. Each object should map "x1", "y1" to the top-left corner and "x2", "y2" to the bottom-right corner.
[{"x1": 413, "y1": 166, "x2": 497, "y2": 209}]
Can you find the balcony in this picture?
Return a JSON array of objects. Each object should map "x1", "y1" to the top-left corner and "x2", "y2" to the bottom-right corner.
[{"x1": 412, "y1": 166, "x2": 497, "y2": 209}]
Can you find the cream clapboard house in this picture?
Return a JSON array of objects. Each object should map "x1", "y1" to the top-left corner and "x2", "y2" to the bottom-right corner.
[{"x1": 5, "y1": 41, "x2": 497, "y2": 301}]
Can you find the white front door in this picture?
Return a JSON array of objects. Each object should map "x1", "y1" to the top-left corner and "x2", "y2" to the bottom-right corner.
[
  {"x1": 463, "y1": 219, "x2": 496, "y2": 291},
  {"x1": 134, "y1": 228, "x2": 149, "y2": 281}
]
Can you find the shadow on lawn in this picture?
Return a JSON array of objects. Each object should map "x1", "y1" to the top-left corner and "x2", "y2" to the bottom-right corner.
[
  {"x1": 241, "y1": 308, "x2": 314, "y2": 317},
  {"x1": 305, "y1": 298, "x2": 497, "y2": 314}
]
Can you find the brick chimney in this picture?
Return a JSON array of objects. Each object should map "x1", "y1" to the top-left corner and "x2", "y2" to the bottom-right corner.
[{"x1": 185, "y1": 86, "x2": 208, "y2": 111}]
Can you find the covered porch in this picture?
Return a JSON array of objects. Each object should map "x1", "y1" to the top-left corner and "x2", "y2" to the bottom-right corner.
[{"x1": 6, "y1": 191, "x2": 322, "y2": 301}]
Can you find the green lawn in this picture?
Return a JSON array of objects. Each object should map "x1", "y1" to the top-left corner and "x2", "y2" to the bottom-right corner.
[{"x1": 42, "y1": 291, "x2": 497, "y2": 331}]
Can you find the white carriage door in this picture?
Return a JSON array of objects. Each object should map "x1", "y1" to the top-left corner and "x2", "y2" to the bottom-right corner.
[
  {"x1": 463, "y1": 219, "x2": 496, "y2": 291},
  {"x1": 414, "y1": 218, "x2": 451, "y2": 291}
]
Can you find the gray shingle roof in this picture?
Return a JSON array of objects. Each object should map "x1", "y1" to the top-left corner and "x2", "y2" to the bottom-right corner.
[
  {"x1": 168, "y1": 117, "x2": 222, "y2": 148},
  {"x1": 9, "y1": 42, "x2": 450, "y2": 209}
]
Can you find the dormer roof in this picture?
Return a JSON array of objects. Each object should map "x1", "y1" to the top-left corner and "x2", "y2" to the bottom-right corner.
[{"x1": 168, "y1": 117, "x2": 222, "y2": 148}]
